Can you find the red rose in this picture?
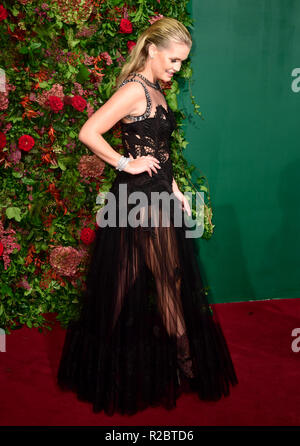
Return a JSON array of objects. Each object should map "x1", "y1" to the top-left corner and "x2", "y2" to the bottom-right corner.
[
  {"x1": 0, "y1": 241, "x2": 3, "y2": 256},
  {"x1": 18, "y1": 134, "x2": 35, "y2": 152},
  {"x1": 0, "y1": 131, "x2": 6, "y2": 150},
  {"x1": 80, "y1": 227, "x2": 96, "y2": 245},
  {"x1": 119, "y1": 18, "x2": 132, "y2": 34},
  {"x1": 0, "y1": 5, "x2": 8, "y2": 22},
  {"x1": 71, "y1": 95, "x2": 87, "y2": 112},
  {"x1": 48, "y1": 95, "x2": 64, "y2": 113},
  {"x1": 127, "y1": 41, "x2": 136, "y2": 52}
]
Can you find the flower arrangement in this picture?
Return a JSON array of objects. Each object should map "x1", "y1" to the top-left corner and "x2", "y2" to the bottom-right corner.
[{"x1": 0, "y1": 0, "x2": 214, "y2": 332}]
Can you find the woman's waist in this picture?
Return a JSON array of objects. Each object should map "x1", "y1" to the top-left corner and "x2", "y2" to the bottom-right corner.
[
  {"x1": 125, "y1": 147, "x2": 172, "y2": 164},
  {"x1": 111, "y1": 167, "x2": 173, "y2": 194}
]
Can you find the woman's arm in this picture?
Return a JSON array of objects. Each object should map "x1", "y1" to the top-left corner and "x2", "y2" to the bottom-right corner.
[
  {"x1": 79, "y1": 132, "x2": 124, "y2": 169},
  {"x1": 78, "y1": 82, "x2": 145, "y2": 171},
  {"x1": 172, "y1": 176, "x2": 191, "y2": 216},
  {"x1": 172, "y1": 176, "x2": 180, "y2": 193}
]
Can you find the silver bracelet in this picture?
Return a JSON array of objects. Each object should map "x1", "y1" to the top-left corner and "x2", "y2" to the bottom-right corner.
[{"x1": 116, "y1": 155, "x2": 132, "y2": 171}]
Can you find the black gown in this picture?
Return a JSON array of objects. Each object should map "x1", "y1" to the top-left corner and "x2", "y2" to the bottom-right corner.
[{"x1": 56, "y1": 73, "x2": 238, "y2": 416}]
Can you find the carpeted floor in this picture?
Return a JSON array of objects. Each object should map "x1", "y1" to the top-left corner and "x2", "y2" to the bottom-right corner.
[{"x1": 0, "y1": 298, "x2": 299, "y2": 426}]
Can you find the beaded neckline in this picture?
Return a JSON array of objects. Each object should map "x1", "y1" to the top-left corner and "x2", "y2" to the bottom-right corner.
[
  {"x1": 130, "y1": 72, "x2": 161, "y2": 90},
  {"x1": 120, "y1": 103, "x2": 170, "y2": 126}
]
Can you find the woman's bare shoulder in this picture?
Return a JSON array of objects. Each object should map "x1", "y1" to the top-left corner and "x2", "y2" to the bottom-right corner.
[{"x1": 78, "y1": 79, "x2": 146, "y2": 137}]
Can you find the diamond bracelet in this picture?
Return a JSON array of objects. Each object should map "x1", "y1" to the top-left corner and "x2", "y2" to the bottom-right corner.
[{"x1": 116, "y1": 155, "x2": 132, "y2": 171}]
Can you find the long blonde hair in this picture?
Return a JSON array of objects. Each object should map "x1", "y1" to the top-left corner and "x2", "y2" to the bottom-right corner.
[{"x1": 115, "y1": 17, "x2": 192, "y2": 90}]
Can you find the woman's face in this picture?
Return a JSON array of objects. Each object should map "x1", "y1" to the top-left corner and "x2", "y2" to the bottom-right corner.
[{"x1": 150, "y1": 41, "x2": 191, "y2": 82}]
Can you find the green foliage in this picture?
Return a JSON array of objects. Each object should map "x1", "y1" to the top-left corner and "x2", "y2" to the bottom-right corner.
[{"x1": 0, "y1": 0, "x2": 214, "y2": 332}]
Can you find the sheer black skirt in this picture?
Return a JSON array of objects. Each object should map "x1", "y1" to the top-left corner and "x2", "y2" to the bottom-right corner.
[{"x1": 56, "y1": 179, "x2": 238, "y2": 416}]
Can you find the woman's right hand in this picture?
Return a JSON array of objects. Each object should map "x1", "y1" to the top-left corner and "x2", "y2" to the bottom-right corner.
[{"x1": 124, "y1": 154, "x2": 161, "y2": 177}]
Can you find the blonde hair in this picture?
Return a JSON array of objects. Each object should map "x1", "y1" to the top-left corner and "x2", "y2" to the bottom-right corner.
[{"x1": 115, "y1": 17, "x2": 192, "y2": 90}]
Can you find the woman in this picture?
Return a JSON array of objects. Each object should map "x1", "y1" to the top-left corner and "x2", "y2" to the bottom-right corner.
[{"x1": 57, "y1": 17, "x2": 238, "y2": 416}]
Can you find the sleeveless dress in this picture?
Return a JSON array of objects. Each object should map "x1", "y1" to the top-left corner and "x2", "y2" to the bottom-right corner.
[{"x1": 56, "y1": 73, "x2": 238, "y2": 416}]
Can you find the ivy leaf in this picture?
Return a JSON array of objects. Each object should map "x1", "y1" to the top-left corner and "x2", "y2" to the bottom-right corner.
[
  {"x1": 58, "y1": 158, "x2": 66, "y2": 171},
  {"x1": 53, "y1": 122, "x2": 66, "y2": 132},
  {"x1": 38, "y1": 81, "x2": 49, "y2": 89},
  {"x1": 8, "y1": 116, "x2": 22, "y2": 123},
  {"x1": 69, "y1": 130, "x2": 78, "y2": 138},
  {"x1": 6, "y1": 207, "x2": 22, "y2": 222},
  {"x1": 1, "y1": 284, "x2": 14, "y2": 297},
  {"x1": 65, "y1": 28, "x2": 80, "y2": 49},
  {"x1": 12, "y1": 171, "x2": 23, "y2": 179},
  {"x1": 30, "y1": 42, "x2": 41, "y2": 51},
  {"x1": 21, "y1": 177, "x2": 36, "y2": 186},
  {"x1": 70, "y1": 40, "x2": 80, "y2": 49},
  {"x1": 76, "y1": 65, "x2": 90, "y2": 83},
  {"x1": 11, "y1": 7, "x2": 19, "y2": 17}
]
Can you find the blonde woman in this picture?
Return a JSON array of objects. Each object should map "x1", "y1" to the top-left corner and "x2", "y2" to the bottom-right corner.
[{"x1": 57, "y1": 17, "x2": 238, "y2": 416}]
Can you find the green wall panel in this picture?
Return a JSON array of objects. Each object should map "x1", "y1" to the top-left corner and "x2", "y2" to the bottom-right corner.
[{"x1": 182, "y1": 1, "x2": 300, "y2": 302}]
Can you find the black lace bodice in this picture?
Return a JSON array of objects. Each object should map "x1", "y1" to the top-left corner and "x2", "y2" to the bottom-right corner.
[{"x1": 115, "y1": 74, "x2": 177, "y2": 190}]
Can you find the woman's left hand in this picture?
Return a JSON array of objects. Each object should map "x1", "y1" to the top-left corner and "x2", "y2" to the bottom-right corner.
[{"x1": 173, "y1": 189, "x2": 192, "y2": 216}]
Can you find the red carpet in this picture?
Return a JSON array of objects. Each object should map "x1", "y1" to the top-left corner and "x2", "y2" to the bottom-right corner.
[{"x1": 0, "y1": 298, "x2": 299, "y2": 426}]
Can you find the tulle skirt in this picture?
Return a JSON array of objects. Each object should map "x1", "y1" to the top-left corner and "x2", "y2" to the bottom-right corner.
[{"x1": 57, "y1": 176, "x2": 238, "y2": 416}]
